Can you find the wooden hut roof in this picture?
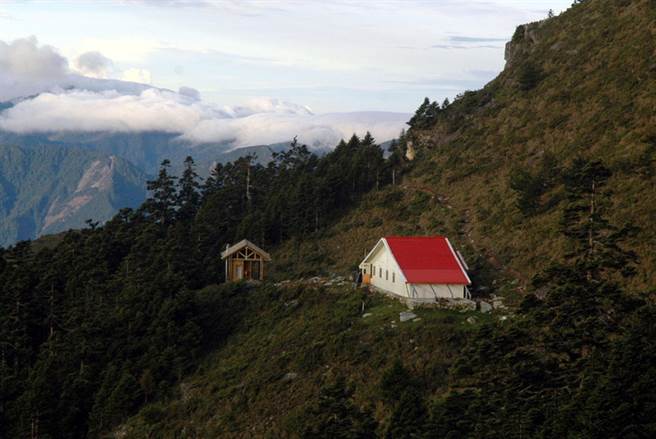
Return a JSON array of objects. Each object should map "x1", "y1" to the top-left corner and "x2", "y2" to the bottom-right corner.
[{"x1": 221, "y1": 239, "x2": 271, "y2": 261}]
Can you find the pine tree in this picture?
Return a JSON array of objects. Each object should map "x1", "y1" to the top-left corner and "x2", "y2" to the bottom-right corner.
[
  {"x1": 384, "y1": 388, "x2": 427, "y2": 439},
  {"x1": 518, "y1": 62, "x2": 544, "y2": 91},
  {"x1": 387, "y1": 138, "x2": 406, "y2": 186},
  {"x1": 300, "y1": 378, "x2": 377, "y2": 439},
  {"x1": 177, "y1": 156, "x2": 201, "y2": 220},
  {"x1": 144, "y1": 160, "x2": 178, "y2": 225},
  {"x1": 202, "y1": 162, "x2": 224, "y2": 196},
  {"x1": 560, "y1": 158, "x2": 637, "y2": 282},
  {"x1": 425, "y1": 100, "x2": 440, "y2": 125},
  {"x1": 361, "y1": 131, "x2": 375, "y2": 147},
  {"x1": 408, "y1": 97, "x2": 430, "y2": 128},
  {"x1": 528, "y1": 158, "x2": 640, "y2": 362}
]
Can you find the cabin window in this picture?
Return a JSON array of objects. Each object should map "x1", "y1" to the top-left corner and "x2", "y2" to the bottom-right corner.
[
  {"x1": 386, "y1": 270, "x2": 388, "y2": 280},
  {"x1": 372, "y1": 265, "x2": 375, "y2": 276},
  {"x1": 379, "y1": 267, "x2": 382, "y2": 277},
  {"x1": 392, "y1": 272, "x2": 395, "y2": 283}
]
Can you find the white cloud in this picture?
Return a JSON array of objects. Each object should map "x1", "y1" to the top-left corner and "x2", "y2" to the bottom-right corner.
[
  {"x1": 0, "y1": 88, "x2": 408, "y2": 148},
  {"x1": 178, "y1": 86, "x2": 200, "y2": 100},
  {"x1": 0, "y1": 36, "x2": 409, "y2": 148},
  {"x1": 0, "y1": 36, "x2": 68, "y2": 79},
  {"x1": 122, "y1": 67, "x2": 152, "y2": 84},
  {"x1": 0, "y1": 36, "x2": 153, "y2": 101},
  {"x1": 0, "y1": 88, "x2": 211, "y2": 134},
  {"x1": 184, "y1": 108, "x2": 407, "y2": 148},
  {"x1": 74, "y1": 51, "x2": 113, "y2": 78}
]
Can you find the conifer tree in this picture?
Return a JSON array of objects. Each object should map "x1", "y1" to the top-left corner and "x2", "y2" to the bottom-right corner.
[
  {"x1": 408, "y1": 97, "x2": 430, "y2": 128},
  {"x1": 379, "y1": 361, "x2": 427, "y2": 438},
  {"x1": 144, "y1": 159, "x2": 177, "y2": 225},
  {"x1": 528, "y1": 158, "x2": 639, "y2": 359},
  {"x1": 518, "y1": 62, "x2": 544, "y2": 91},
  {"x1": 384, "y1": 388, "x2": 427, "y2": 439},
  {"x1": 560, "y1": 158, "x2": 637, "y2": 281},
  {"x1": 177, "y1": 156, "x2": 201, "y2": 220},
  {"x1": 387, "y1": 138, "x2": 406, "y2": 186},
  {"x1": 202, "y1": 162, "x2": 224, "y2": 196},
  {"x1": 301, "y1": 378, "x2": 377, "y2": 439}
]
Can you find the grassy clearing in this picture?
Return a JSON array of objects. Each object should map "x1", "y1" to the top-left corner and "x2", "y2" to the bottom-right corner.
[{"x1": 120, "y1": 282, "x2": 496, "y2": 438}]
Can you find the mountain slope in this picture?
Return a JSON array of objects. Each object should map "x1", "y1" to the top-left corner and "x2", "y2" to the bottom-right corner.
[
  {"x1": 2, "y1": 1, "x2": 656, "y2": 438},
  {"x1": 0, "y1": 131, "x2": 227, "y2": 175},
  {"x1": 119, "y1": 283, "x2": 486, "y2": 438},
  {"x1": 275, "y1": 0, "x2": 656, "y2": 292},
  {"x1": 112, "y1": 3, "x2": 656, "y2": 435},
  {"x1": 0, "y1": 139, "x2": 318, "y2": 247},
  {"x1": 0, "y1": 145, "x2": 147, "y2": 246},
  {"x1": 414, "y1": 0, "x2": 656, "y2": 289}
]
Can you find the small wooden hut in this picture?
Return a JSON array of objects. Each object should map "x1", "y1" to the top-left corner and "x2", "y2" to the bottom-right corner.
[{"x1": 221, "y1": 239, "x2": 271, "y2": 282}]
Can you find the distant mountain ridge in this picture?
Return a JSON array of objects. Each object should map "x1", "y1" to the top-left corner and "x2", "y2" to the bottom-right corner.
[
  {"x1": 0, "y1": 54, "x2": 407, "y2": 247},
  {"x1": 0, "y1": 144, "x2": 147, "y2": 246},
  {"x1": 0, "y1": 134, "x2": 337, "y2": 247}
]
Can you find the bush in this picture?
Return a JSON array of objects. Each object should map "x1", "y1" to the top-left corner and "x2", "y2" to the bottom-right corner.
[{"x1": 518, "y1": 62, "x2": 544, "y2": 91}]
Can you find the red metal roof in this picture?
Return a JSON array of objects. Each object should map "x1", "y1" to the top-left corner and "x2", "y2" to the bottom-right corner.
[{"x1": 385, "y1": 236, "x2": 470, "y2": 285}]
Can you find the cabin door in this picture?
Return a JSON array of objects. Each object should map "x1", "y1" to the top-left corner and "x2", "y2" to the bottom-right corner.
[
  {"x1": 243, "y1": 261, "x2": 252, "y2": 280},
  {"x1": 234, "y1": 261, "x2": 244, "y2": 280}
]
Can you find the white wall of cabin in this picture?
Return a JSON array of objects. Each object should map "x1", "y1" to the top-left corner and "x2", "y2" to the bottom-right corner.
[
  {"x1": 364, "y1": 243, "x2": 407, "y2": 297},
  {"x1": 361, "y1": 239, "x2": 467, "y2": 301},
  {"x1": 407, "y1": 283, "x2": 466, "y2": 300}
]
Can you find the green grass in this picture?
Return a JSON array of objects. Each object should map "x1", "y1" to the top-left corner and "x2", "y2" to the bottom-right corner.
[
  {"x1": 271, "y1": 0, "x2": 656, "y2": 295},
  {"x1": 114, "y1": 2, "x2": 656, "y2": 436},
  {"x1": 119, "y1": 283, "x2": 495, "y2": 438}
]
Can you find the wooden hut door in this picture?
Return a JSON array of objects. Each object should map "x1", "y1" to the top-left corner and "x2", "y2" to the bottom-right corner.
[
  {"x1": 234, "y1": 261, "x2": 244, "y2": 280},
  {"x1": 244, "y1": 261, "x2": 252, "y2": 280}
]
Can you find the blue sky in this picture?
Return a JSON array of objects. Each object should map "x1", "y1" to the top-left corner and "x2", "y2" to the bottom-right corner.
[{"x1": 0, "y1": 0, "x2": 572, "y2": 113}]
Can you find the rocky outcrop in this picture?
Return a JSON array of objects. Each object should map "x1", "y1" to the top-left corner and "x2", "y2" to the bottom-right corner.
[{"x1": 504, "y1": 20, "x2": 546, "y2": 66}]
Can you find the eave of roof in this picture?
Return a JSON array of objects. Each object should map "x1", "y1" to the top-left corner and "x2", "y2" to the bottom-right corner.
[{"x1": 221, "y1": 239, "x2": 271, "y2": 261}]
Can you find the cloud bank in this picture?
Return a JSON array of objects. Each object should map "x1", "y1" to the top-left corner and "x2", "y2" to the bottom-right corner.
[
  {"x1": 74, "y1": 51, "x2": 114, "y2": 78},
  {"x1": 0, "y1": 37, "x2": 151, "y2": 100},
  {"x1": 0, "y1": 37, "x2": 409, "y2": 149},
  {"x1": 0, "y1": 89, "x2": 407, "y2": 148}
]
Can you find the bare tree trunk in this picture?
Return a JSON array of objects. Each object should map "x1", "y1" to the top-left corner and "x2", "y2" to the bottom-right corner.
[
  {"x1": 246, "y1": 164, "x2": 252, "y2": 208},
  {"x1": 589, "y1": 179, "x2": 595, "y2": 255},
  {"x1": 31, "y1": 412, "x2": 39, "y2": 439},
  {"x1": 48, "y1": 283, "x2": 55, "y2": 339},
  {"x1": 587, "y1": 178, "x2": 596, "y2": 281}
]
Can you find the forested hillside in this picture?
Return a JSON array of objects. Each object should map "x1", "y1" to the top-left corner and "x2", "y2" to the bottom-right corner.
[
  {"x1": 0, "y1": 134, "x2": 295, "y2": 247},
  {"x1": 0, "y1": 133, "x2": 407, "y2": 438},
  {"x1": 1, "y1": 0, "x2": 656, "y2": 437},
  {"x1": 0, "y1": 145, "x2": 146, "y2": 247},
  {"x1": 403, "y1": 0, "x2": 656, "y2": 289},
  {"x1": 277, "y1": 0, "x2": 656, "y2": 295}
]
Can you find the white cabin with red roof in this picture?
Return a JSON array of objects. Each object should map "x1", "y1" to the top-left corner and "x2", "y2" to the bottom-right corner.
[{"x1": 359, "y1": 236, "x2": 471, "y2": 303}]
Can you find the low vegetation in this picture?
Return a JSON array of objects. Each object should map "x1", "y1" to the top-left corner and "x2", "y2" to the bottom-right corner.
[
  {"x1": 0, "y1": 132, "x2": 412, "y2": 437},
  {"x1": 2, "y1": 1, "x2": 656, "y2": 437},
  {"x1": 121, "y1": 284, "x2": 486, "y2": 437}
]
